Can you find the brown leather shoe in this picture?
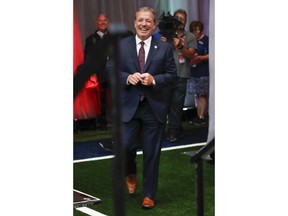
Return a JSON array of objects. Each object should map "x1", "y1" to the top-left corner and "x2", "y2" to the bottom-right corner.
[
  {"x1": 126, "y1": 174, "x2": 137, "y2": 195},
  {"x1": 142, "y1": 196, "x2": 155, "y2": 209}
]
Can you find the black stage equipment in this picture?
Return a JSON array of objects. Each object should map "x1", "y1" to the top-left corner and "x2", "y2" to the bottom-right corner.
[
  {"x1": 74, "y1": 23, "x2": 130, "y2": 216},
  {"x1": 190, "y1": 138, "x2": 215, "y2": 216}
]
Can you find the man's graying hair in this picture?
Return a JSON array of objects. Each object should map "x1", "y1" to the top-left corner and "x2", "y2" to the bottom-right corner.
[{"x1": 135, "y1": 7, "x2": 156, "y2": 23}]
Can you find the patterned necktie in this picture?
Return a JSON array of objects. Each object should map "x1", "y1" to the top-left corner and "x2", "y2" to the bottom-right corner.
[
  {"x1": 138, "y1": 41, "x2": 145, "y2": 73},
  {"x1": 138, "y1": 41, "x2": 145, "y2": 101}
]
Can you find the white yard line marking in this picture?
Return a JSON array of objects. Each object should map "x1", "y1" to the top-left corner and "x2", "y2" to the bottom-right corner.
[
  {"x1": 74, "y1": 142, "x2": 206, "y2": 163},
  {"x1": 73, "y1": 189, "x2": 101, "y2": 201},
  {"x1": 161, "y1": 142, "x2": 206, "y2": 152},
  {"x1": 74, "y1": 155, "x2": 115, "y2": 163},
  {"x1": 76, "y1": 206, "x2": 107, "y2": 216}
]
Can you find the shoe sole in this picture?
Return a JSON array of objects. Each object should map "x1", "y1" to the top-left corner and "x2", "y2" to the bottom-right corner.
[{"x1": 142, "y1": 205, "x2": 154, "y2": 209}]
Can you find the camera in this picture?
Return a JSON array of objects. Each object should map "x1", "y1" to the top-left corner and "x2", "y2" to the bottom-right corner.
[{"x1": 158, "y1": 11, "x2": 182, "y2": 42}]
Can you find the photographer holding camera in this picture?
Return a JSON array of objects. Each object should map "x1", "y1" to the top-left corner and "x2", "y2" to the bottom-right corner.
[{"x1": 155, "y1": 9, "x2": 197, "y2": 142}]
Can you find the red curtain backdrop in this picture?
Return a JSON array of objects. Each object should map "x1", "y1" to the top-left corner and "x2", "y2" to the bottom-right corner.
[{"x1": 73, "y1": 11, "x2": 100, "y2": 120}]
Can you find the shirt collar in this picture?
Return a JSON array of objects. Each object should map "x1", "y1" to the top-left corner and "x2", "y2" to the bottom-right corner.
[
  {"x1": 135, "y1": 35, "x2": 152, "y2": 47},
  {"x1": 97, "y1": 30, "x2": 108, "y2": 38}
]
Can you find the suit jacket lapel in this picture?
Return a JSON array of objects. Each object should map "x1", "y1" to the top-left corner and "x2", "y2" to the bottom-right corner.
[
  {"x1": 144, "y1": 37, "x2": 159, "y2": 72},
  {"x1": 127, "y1": 37, "x2": 140, "y2": 71},
  {"x1": 126, "y1": 36, "x2": 160, "y2": 73}
]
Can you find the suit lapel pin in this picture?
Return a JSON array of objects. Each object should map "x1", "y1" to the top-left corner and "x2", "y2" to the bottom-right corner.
[{"x1": 154, "y1": 45, "x2": 157, "y2": 49}]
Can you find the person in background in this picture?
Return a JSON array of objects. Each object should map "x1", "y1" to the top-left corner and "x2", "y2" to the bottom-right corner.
[
  {"x1": 105, "y1": 6, "x2": 176, "y2": 209},
  {"x1": 84, "y1": 14, "x2": 111, "y2": 130},
  {"x1": 189, "y1": 20, "x2": 209, "y2": 125},
  {"x1": 157, "y1": 9, "x2": 197, "y2": 143}
]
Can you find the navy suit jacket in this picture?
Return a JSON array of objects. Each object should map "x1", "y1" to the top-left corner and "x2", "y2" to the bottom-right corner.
[{"x1": 106, "y1": 35, "x2": 177, "y2": 123}]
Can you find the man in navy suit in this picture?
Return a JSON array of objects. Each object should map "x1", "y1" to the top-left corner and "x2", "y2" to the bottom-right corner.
[{"x1": 106, "y1": 6, "x2": 177, "y2": 209}]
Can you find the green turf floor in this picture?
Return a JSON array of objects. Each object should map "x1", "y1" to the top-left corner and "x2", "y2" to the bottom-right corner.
[
  {"x1": 73, "y1": 119, "x2": 207, "y2": 142},
  {"x1": 73, "y1": 146, "x2": 214, "y2": 216}
]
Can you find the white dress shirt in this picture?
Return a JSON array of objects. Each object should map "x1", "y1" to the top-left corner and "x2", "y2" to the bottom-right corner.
[{"x1": 135, "y1": 36, "x2": 152, "y2": 63}]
